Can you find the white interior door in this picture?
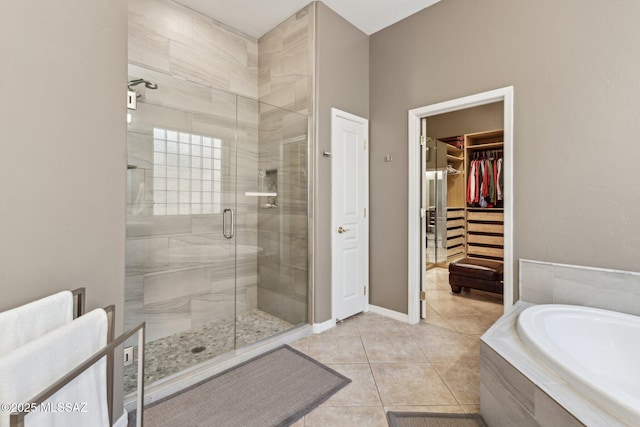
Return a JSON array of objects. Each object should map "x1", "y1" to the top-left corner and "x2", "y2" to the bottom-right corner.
[{"x1": 331, "y1": 108, "x2": 368, "y2": 321}]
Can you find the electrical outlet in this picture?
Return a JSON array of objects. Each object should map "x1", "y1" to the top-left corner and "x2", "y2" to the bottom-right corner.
[{"x1": 124, "y1": 347, "x2": 134, "y2": 366}]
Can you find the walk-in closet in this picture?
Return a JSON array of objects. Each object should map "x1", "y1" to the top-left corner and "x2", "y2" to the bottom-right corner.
[{"x1": 422, "y1": 102, "x2": 505, "y2": 270}]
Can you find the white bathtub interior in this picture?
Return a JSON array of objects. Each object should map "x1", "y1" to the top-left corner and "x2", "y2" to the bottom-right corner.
[{"x1": 517, "y1": 304, "x2": 640, "y2": 426}]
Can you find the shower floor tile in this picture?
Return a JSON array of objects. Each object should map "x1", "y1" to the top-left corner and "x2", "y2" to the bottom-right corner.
[{"x1": 124, "y1": 308, "x2": 293, "y2": 394}]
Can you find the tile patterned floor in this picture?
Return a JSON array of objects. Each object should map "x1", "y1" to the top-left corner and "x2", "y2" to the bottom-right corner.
[
  {"x1": 124, "y1": 309, "x2": 293, "y2": 393},
  {"x1": 288, "y1": 267, "x2": 503, "y2": 427}
]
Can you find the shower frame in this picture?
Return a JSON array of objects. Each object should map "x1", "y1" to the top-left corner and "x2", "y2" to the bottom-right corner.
[{"x1": 123, "y1": 64, "x2": 313, "y2": 406}]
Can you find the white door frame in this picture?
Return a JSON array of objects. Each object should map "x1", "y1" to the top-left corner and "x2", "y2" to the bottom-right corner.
[
  {"x1": 407, "y1": 87, "x2": 514, "y2": 325},
  {"x1": 331, "y1": 107, "x2": 369, "y2": 321}
]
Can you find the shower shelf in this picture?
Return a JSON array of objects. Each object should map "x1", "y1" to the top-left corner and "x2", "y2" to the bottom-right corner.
[{"x1": 244, "y1": 192, "x2": 277, "y2": 197}]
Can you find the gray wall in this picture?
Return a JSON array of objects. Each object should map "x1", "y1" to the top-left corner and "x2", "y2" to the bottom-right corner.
[
  {"x1": 370, "y1": 0, "x2": 640, "y2": 313},
  {"x1": 315, "y1": 2, "x2": 370, "y2": 322},
  {"x1": 426, "y1": 102, "x2": 504, "y2": 141},
  {"x1": 0, "y1": 0, "x2": 127, "y2": 418}
]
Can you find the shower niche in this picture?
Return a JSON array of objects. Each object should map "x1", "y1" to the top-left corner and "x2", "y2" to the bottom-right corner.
[
  {"x1": 261, "y1": 169, "x2": 278, "y2": 209},
  {"x1": 250, "y1": 169, "x2": 278, "y2": 209}
]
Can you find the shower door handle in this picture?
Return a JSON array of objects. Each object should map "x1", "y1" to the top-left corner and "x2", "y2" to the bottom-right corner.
[{"x1": 223, "y1": 208, "x2": 235, "y2": 239}]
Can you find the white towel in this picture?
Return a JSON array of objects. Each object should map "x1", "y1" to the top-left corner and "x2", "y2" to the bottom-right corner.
[
  {"x1": 0, "y1": 291, "x2": 74, "y2": 355},
  {"x1": 0, "y1": 308, "x2": 110, "y2": 427}
]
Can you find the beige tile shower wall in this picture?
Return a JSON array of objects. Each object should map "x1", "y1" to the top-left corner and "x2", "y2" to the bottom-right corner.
[
  {"x1": 519, "y1": 259, "x2": 640, "y2": 316},
  {"x1": 256, "y1": 5, "x2": 313, "y2": 324},
  {"x1": 258, "y1": 4, "x2": 314, "y2": 114},
  {"x1": 128, "y1": 0, "x2": 258, "y2": 99}
]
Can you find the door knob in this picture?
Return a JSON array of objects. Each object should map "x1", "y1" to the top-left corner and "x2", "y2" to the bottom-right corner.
[{"x1": 338, "y1": 226, "x2": 350, "y2": 234}]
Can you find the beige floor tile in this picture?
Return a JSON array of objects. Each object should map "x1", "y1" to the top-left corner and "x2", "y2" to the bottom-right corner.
[
  {"x1": 288, "y1": 336, "x2": 310, "y2": 354},
  {"x1": 303, "y1": 406, "x2": 388, "y2": 427},
  {"x1": 308, "y1": 335, "x2": 368, "y2": 364},
  {"x1": 358, "y1": 315, "x2": 410, "y2": 336},
  {"x1": 427, "y1": 296, "x2": 484, "y2": 317},
  {"x1": 457, "y1": 288, "x2": 503, "y2": 304},
  {"x1": 424, "y1": 288, "x2": 451, "y2": 298},
  {"x1": 464, "y1": 299, "x2": 504, "y2": 319},
  {"x1": 424, "y1": 276, "x2": 450, "y2": 291},
  {"x1": 320, "y1": 319, "x2": 362, "y2": 337},
  {"x1": 322, "y1": 364, "x2": 382, "y2": 407},
  {"x1": 370, "y1": 363, "x2": 458, "y2": 406},
  {"x1": 426, "y1": 268, "x2": 449, "y2": 283},
  {"x1": 290, "y1": 417, "x2": 305, "y2": 427},
  {"x1": 406, "y1": 321, "x2": 458, "y2": 340},
  {"x1": 413, "y1": 332, "x2": 480, "y2": 364},
  {"x1": 295, "y1": 267, "x2": 496, "y2": 427},
  {"x1": 444, "y1": 314, "x2": 498, "y2": 335},
  {"x1": 361, "y1": 335, "x2": 428, "y2": 363},
  {"x1": 418, "y1": 305, "x2": 455, "y2": 329},
  {"x1": 432, "y1": 362, "x2": 481, "y2": 405}
]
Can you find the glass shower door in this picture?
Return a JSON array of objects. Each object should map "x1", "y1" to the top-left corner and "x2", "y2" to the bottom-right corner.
[
  {"x1": 125, "y1": 64, "x2": 310, "y2": 395},
  {"x1": 124, "y1": 67, "x2": 240, "y2": 391}
]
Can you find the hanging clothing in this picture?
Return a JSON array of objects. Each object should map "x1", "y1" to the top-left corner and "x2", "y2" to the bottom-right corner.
[
  {"x1": 496, "y1": 158, "x2": 503, "y2": 201},
  {"x1": 467, "y1": 161, "x2": 476, "y2": 204},
  {"x1": 467, "y1": 151, "x2": 504, "y2": 208}
]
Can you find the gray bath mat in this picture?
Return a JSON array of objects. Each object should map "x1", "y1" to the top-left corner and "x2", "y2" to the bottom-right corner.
[
  {"x1": 387, "y1": 412, "x2": 488, "y2": 427},
  {"x1": 129, "y1": 345, "x2": 350, "y2": 427}
]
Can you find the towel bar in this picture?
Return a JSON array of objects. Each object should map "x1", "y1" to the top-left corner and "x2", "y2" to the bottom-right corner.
[
  {"x1": 71, "y1": 287, "x2": 86, "y2": 319},
  {"x1": 8, "y1": 317, "x2": 146, "y2": 427}
]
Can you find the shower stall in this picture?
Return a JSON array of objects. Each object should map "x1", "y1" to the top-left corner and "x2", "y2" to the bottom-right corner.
[{"x1": 124, "y1": 64, "x2": 309, "y2": 393}]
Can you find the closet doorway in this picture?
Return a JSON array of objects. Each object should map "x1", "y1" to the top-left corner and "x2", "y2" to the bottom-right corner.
[
  {"x1": 423, "y1": 116, "x2": 504, "y2": 269},
  {"x1": 407, "y1": 87, "x2": 514, "y2": 324}
]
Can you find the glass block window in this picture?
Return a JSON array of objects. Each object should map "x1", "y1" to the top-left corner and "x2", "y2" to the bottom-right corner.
[{"x1": 153, "y1": 128, "x2": 222, "y2": 215}]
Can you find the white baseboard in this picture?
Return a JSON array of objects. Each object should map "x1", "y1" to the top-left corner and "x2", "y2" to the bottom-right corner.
[
  {"x1": 312, "y1": 318, "x2": 336, "y2": 334},
  {"x1": 368, "y1": 305, "x2": 410, "y2": 323}
]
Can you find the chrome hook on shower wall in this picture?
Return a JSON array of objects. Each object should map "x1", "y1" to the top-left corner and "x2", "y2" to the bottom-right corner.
[{"x1": 128, "y1": 78, "x2": 158, "y2": 91}]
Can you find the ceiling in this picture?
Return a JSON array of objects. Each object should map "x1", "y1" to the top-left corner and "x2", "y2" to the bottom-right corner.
[{"x1": 176, "y1": 0, "x2": 441, "y2": 39}]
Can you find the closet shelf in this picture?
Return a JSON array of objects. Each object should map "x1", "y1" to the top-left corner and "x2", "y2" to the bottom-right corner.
[
  {"x1": 446, "y1": 145, "x2": 463, "y2": 157},
  {"x1": 447, "y1": 154, "x2": 464, "y2": 162},
  {"x1": 467, "y1": 142, "x2": 503, "y2": 150}
]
